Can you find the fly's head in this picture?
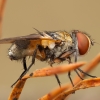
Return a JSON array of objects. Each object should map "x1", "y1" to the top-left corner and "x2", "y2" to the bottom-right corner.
[
  {"x1": 72, "y1": 30, "x2": 94, "y2": 55},
  {"x1": 8, "y1": 40, "x2": 30, "y2": 60}
]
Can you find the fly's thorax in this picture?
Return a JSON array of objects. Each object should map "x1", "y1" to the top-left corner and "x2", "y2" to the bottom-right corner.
[
  {"x1": 47, "y1": 41, "x2": 73, "y2": 59},
  {"x1": 53, "y1": 31, "x2": 73, "y2": 49},
  {"x1": 45, "y1": 31, "x2": 73, "y2": 59},
  {"x1": 58, "y1": 31, "x2": 73, "y2": 51},
  {"x1": 41, "y1": 31, "x2": 73, "y2": 50},
  {"x1": 8, "y1": 40, "x2": 30, "y2": 60},
  {"x1": 56, "y1": 31, "x2": 73, "y2": 45}
]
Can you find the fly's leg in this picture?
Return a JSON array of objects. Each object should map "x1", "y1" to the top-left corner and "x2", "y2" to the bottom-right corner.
[
  {"x1": 57, "y1": 50, "x2": 75, "y2": 87},
  {"x1": 57, "y1": 52, "x2": 83, "y2": 87},
  {"x1": 77, "y1": 68, "x2": 96, "y2": 78},
  {"x1": 50, "y1": 64, "x2": 61, "y2": 87},
  {"x1": 19, "y1": 57, "x2": 27, "y2": 79},
  {"x1": 11, "y1": 45, "x2": 38, "y2": 87},
  {"x1": 53, "y1": 50, "x2": 75, "y2": 87},
  {"x1": 72, "y1": 32, "x2": 93, "y2": 81},
  {"x1": 11, "y1": 57, "x2": 27, "y2": 87},
  {"x1": 68, "y1": 71, "x2": 74, "y2": 87},
  {"x1": 74, "y1": 48, "x2": 96, "y2": 81},
  {"x1": 73, "y1": 50, "x2": 84, "y2": 80},
  {"x1": 20, "y1": 45, "x2": 38, "y2": 77},
  {"x1": 67, "y1": 57, "x2": 76, "y2": 87},
  {"x1": 74, "y1": 69, "x2": 83, "y2": 80}
]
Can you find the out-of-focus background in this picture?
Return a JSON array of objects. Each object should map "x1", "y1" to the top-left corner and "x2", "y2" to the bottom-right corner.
[{"x1": 0, "y1": 0, "x2": 100, "y2": 100}]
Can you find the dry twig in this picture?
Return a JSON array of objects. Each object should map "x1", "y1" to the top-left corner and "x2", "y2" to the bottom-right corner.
[
  {"x1": 8, "y1": 54, "x2": 100, "y2": 100},
  {"x1": 8, "y1": 62, "x2": 85, "y2": 100},
  {"x1": 0, "y1": 0, "x2": 6, "y2": 35},
  {"x1": 39, "y1": 54, "x2": 100, "y2": 100},
  {"x1": 54, "y1": 78, "x2": 100, "y2": 100},
  {"x1": 8, "y1": 79, "x2": 27, "y2": 100}
]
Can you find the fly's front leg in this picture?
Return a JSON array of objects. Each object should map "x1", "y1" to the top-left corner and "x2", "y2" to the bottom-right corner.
[
  {"x1": 72, "y1": 32, "x2": 96, "y2": 80},
  {"x1": 74, "y1": 49, "x2": 84, "y2": 80},
  {"x1": 74, "y1": 48, "x2": 96, "y2": 79},
  {"x1": 77, "y1": 68, "x2": 96, "y2": 78},
  {"x1": 71, "y1": 32, "x2": 85, "y2": 82}
]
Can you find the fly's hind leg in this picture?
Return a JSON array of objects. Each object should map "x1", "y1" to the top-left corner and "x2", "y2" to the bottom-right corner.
[
  {"x1": 11, "y1": 45, "x2": 38, "y2": 87},
  {"x1": 11, "y1": 57, "x2": 27, "y2": 87},
  {"x1": 20, "y1": 45, "x2": 38, "y2": 77}
]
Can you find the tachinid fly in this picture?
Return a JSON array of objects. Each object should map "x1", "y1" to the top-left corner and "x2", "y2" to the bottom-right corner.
[{"x1": 0, "y1": 29, "x2": 96, "y2": 87}]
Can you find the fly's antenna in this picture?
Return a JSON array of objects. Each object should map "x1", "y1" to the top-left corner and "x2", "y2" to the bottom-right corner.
[
  {"x1": 91, "y1": 39, "x2": 100, "y2": 46},
  {"x1": 33, "y1": 28, "x2": 44, "y2": 36},
  {"x1": 92, "y1": 41, "x2": 100, "y2": 45}
]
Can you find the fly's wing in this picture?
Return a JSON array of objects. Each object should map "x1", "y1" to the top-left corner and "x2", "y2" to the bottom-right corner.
[
  {"x1": 0, "y1": 34, "x2": 43, "y2": 44},
  {"x1": 0, "y1": 31, "x2": 62, "y2": 44}
]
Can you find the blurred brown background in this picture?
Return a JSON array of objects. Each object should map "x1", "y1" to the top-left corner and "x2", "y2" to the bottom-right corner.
[{"x1": 0, "y1": 0, "x2": 100, "y2": 100}]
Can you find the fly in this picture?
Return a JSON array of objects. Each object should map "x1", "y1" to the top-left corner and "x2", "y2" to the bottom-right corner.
[{"x1": 0, "y1": 29, "x2": 96, "y2": 87}]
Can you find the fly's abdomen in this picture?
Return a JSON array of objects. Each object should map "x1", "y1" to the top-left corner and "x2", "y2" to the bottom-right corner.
[{"x1": 8, "y1": 40, "x2": 31, "y2": 60}]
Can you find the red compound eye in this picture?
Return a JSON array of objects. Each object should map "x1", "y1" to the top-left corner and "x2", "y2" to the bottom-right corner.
[{"x1": 76, "y1": 32, "x2": 90, "y2": 55}]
